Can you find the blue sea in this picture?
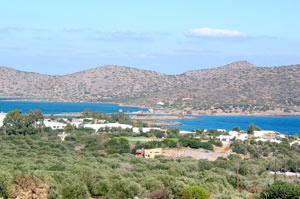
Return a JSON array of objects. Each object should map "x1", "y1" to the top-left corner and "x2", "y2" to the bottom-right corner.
[
  {"x1": 0, "y1": 98, "x2": 147, "y2": 114},
  {"x1": 169, "y1": 115, "x2": 300, "y2": 135},
  {"x1": 1, "y1": 99, "x2": 299, "y2": 135}
]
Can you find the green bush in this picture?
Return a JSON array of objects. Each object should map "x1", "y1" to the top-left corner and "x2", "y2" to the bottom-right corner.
[
  {"x1": 231, "y1": 141, "x2": 247, "y2": 155},
  {"x1": 91, "y1": 180, "x2": 111, "y2": 196},
  {"x1": 198, "y1": 159, "x2": 213, "y2": 172},
  {"x1": 61, "y1": 181, "x2": 90, "y2": 199},
  {"x1": 0, "y1": 172, "x2": 13, "y2": 198},
  {"x1": 260, "y1": 181, "x2": 300, "y2": 199},
  {"x1": 182, "y1": 186, "x2": 210, "y2": 199}
]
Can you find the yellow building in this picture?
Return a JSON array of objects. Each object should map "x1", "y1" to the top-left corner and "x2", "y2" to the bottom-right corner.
[{"x1": 144, "y1": 148, "x2": 162, "y2": 159}]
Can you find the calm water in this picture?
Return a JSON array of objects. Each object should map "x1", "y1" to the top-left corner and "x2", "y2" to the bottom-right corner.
[
  {"x1": 0, "y1": 99, "x2": 147, "y2": 114},
  {"x1": 169, "y1": 115, "x2": 300, "y2": 135},
  {"x1": 1, "y1": 99, "x2": 299, "y2": 134}
]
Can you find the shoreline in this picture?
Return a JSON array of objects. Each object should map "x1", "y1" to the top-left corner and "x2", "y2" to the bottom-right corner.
[{"x1": 1, "y1": 97, "x2": 300, "y2": 117}]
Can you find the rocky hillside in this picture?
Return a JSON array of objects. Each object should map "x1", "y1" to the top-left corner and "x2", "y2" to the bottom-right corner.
[{"x1": 1, "y1": 61, "x2": 300, "y2": 114}]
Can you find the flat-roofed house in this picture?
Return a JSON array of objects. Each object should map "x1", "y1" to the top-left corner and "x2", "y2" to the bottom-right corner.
[
  {"x1": 84, "y1": 123, "x2": 133, "y2": 132},
  {"x1": 44, "y1": 119, "x2": 66, "y2": 130},
  {"x1": 144, "y1": 148, "x2": 162, "y2": 159},
  {"x1": 136, "y1": 148, "x2": 162, "y2": 159}
]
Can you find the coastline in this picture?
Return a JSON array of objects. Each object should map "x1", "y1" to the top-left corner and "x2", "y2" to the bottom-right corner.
[{"x1": 1, "y1": 97, "x2": 300, "y2": 117}]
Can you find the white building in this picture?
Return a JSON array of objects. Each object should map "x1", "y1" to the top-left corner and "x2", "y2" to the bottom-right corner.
[
  {"x1": 277, "y1": 134, "x2": 286, "y2": 139},
  {"x1": 0, "y1": 113, "x2": 6, "y2": 127},
  {"x1": 84, "y1": 123, "x2": 133, "y2": 132},
  {"x1": 217, "y1": 131, "x2": 249, "y2": 144},
  {"x1": 290, "y1": 140, "x2": 300, "y2": 146},
  {"x1": 217, "y1": 135, "x2": 234, "y2": 144},
  {"x1": 255, "y1": 138, "x2": 281, "y2": 143},
  {"x1": 132, "y1": 127, "x2": 161, "y2": 133},
  {"x1": 253, "y1": 130, "x2": 277, "y2": 138},
  {"x1": 179, "y1": 130, "x2": 195, "y2": 134},
  {"x1": 238, "y1": 133, "x2": 248, "y2": 141},
  {"x1": 44, "y1": 119, "x2": 66, "y2": 130},
  {"x1": 228, "y1": 131, "x2": 238, "y2": 137},
  {"x1": 157, "y1": 101, "x2": 164, "y2": 105}
]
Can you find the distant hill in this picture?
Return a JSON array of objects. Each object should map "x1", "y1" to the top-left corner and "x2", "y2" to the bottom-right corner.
[{"x1": 1, "y1": 61, "x2": 300, "y2": 115}]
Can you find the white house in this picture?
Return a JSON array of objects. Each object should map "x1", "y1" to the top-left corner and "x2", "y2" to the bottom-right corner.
[
  {"x1": 179, "y1": 130, "x2": 195, "y2": 134},
  {"x1": 290, "y1": 140, "x2": 300, "y2": 146},
  {"x1": 217, "y1": 135, "x2": 234, "y2": 144},
  {"x1": 157, "y1": 101, "x2": 164, "y2": 105},
  {"x1": 237, "y1": 133, "x2": 248, "y2": 141},
  {"x1": 277, "y1": 134, "x2": 286, "y2": 139},
  {"x1": 217, "y1": 131, "x2": 249, "y2": 143},
  {"x1": 228, "y1": 131, "x2": 238, "y2": 137},
  {"x1": 255, "y1": 138, "x2": 281, "y2": 143},
  {"x1": 44, "y1": 120, "x2": 66, "y2": 130},
  {"x1": 132, "y1": 127, "x2": 161, "y2": 133},
  {"x1": 253, "y1": 130, "x2": 277, "y2": 138},
  {"x1": 0, "y1": 113, "x2": 6, "y2": 127},
  {"x1": 84, "y1": 123, "x2": 133, "y2": 132}
]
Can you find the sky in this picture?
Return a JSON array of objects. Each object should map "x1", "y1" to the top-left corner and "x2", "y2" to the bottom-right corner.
[{"x1": 0, "y1": 0, "x2": 300, "y2": 75}]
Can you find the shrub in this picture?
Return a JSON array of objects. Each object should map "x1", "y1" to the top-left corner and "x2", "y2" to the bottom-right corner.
[
  {"x1": 198, "y1": 160, "x2": 213, "y2": 172},
  {"x1": 0, "y1": 172, "x2": 13, "y2": 198},
  {"x1": 91, "y1": 180, "x2": 111, "y2": 196},
  {"x1": 232, "y1": 127, "x2": 241, "y2": 132},
  {"x1": 260, "y1": 181, "x2": 300, "y2": 199},
  {"x1": 230, "y1": 141, "x2": 247, "y2": 155},
  {"x1": 61, "y1": 181, "x2": 90, "y2": 199},
  {"x1": 182, "y1": 186, "x2": 210, "y2": 199}
]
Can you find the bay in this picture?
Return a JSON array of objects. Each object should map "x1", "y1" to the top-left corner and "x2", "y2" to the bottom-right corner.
[
  {"x1": 169, "y1": 115, "x2": 300, "y2": 135},
  {"x1": 1, "y1": 99, "x2": 299, "y2": 135},
  {"x1": 0, "y1": 99, "x2": 147, "y2": 114}
]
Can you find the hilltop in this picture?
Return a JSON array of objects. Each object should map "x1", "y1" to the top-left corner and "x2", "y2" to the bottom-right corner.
[{"x1": 0, "y1": 61, "x2": 300, "y2": 115}]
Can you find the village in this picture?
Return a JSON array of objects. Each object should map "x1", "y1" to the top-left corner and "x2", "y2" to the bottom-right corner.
[{"x1": 2, "y1": 111, "x2": 299, "y2": 161}]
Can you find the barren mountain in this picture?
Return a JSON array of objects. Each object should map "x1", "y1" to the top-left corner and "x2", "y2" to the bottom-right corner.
[{"x1": 1, "y1": 61, "x2": 300, "y2": 114}]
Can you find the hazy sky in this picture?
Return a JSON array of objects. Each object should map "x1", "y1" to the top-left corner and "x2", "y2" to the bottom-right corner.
[{"x1": 1, "y1": 0, "x2": 299, "y2": 75}]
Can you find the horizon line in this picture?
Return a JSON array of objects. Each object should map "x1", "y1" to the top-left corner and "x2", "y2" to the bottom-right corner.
[{"x1": 0, "y1": 60, "x2": 299, "y2": 76}]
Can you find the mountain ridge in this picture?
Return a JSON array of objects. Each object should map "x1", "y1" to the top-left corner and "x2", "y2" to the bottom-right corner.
[
  {"x1": 1, "y1": 61, "x2": 300, "y2": 115},
  {"x1": 1, "y1": 60, "x2": 299, "y2": 76}
]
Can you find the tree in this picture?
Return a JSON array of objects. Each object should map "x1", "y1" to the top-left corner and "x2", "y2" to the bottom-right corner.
[
  {"x1": 232, "y1": 126, "x2": 241, "y2": 132},
  {"x1": 64, "y1": 123, "x2": 75, "y2": 133},
  {"x1": 50, "y1": 114, "x2": 56, "y2": 120},
  {"x1": 231, "y1": 141, "x2": 247, "y2": 155},
  {"x1": 28, "y1": 109, "x2": 44, "y2": 132},
  {"x1": 3, "y1": 110, "x2": 26, "y2": 135},
  {"x1": 247, "y1": 123, "x2": 255, "y2": 134},
  {"x1": 3, "y1": 109, "x2": 44, "y2": 135},
  {"x1": 198, "y1": 160, "x2": 213, "y2": 171},
  {"x1": 110, "y1": 112, "x2": 132, "y2": 124},
  {"x1": 254, "y1": 125, "x2": 262, "y2": 131},
  {"x1": 152, "y1": 130, "x2": 164, "y2": 138},
  {"x1": 182, "y1": 186, "x2": 210, "y2": 199}
]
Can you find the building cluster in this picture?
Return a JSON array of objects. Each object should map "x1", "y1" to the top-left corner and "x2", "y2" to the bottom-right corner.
[
  {"x1": 43, "y1": 117, "x2": 170, "y2": 134},
  {"x1": 217, "y1": 130, "x2": 285, "y2": 144},
  {"x1": 217, "y1": 131, "x2": 248, "y2": 144},
  {"x1": 1, "y1": 113, "x2": 298, "y2": 148}
]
